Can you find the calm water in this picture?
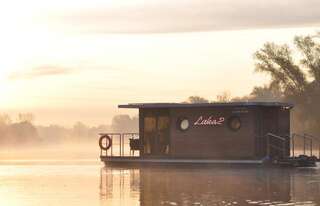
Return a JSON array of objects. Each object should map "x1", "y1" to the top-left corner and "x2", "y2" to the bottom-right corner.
[{"x1": 0, "y1": 161, "x2": 319, "y2": 206}]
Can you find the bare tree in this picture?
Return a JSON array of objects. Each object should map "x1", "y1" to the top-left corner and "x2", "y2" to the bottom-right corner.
[
  {"x1": 0, "y1": 114, "x2": 11, "y2": 125},
  {"x1": 216, "y1": 91, "x2": 231, "y2": 102},
  {"x1": 17, "y1": 113, "x2": 34, "y2": 123}
]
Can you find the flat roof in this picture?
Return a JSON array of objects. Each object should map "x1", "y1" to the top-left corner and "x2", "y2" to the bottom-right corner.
[{"x1": 118, "y1": 102, "x2": 294, "y2": 109}]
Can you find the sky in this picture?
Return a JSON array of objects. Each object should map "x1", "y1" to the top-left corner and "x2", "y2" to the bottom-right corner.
[{"x1": 0, "y1": 0, "x2": 320, "y2": 126}]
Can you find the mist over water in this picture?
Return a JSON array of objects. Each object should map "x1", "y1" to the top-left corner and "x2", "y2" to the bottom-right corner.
[{"x1": 0, "y1": 112, "x2": 138, "y2": 160}]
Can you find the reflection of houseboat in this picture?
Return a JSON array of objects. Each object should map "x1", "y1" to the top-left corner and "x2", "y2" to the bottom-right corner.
[
  {"x1": 100, "y1": 167, "x2": 295, "y2": 205},
  {"x1": 99, "y1": 102, "x2": 319, "y2": 166}
]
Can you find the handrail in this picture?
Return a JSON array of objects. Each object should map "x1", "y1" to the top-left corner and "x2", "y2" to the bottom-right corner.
[
  {"x1": 292, "y1": 133, "x2": 309, "y2": 156},
  {"x1": 304, "y1": 133, "x2": 320, "y2": 159},
  {"x1": 292, "y1": 133, "x2": 315, "y2": 157},
  {"x1": 265, "y1": 133, "x2": 288, "y2": 159},
  {"x1": 266, "y1": 132, "x2": 319, "y2": 160},
  {"x1": 290, "y1": 133, "x2": 320, "y2": 159},
  {"x1": 304, "y1": 133, "x2": 320, "y2": 140},
  {"x1": 99, "y1": 133, "x2": 139, "y2": 157},
  {"x1": 266, "y1": 133, "x2": 286, "y2": 141}
]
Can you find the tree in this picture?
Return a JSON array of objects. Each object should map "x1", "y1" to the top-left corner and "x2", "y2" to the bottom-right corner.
[
  {"x1": 249, "y1": 84, "x2": 283, "y2": 101},
  {"x1": 17, "y1": 113, "x2": 34, "y2": 123},
  {"x1": 0, "y1": 114, "x2": 11, "y2": 125},
  {"x1": 184, "y1": 96, "x2": 209, "y2": 104},
  {"x1": 216, "y1": 91, "x2": 231, "y2": 102},
  {"x1": 111, "y1": 115, "x2": 138, "y2": 132},
  {"x1": 8, "y1": 121, "x2": 39, "y2": 145},
  {"x1": 0, "y1": 114, "x2": 11, "y2": 143},
  {"x1": 254, "y1": 34, "x2": 320, "y2": 134},
  {"x1": 73, "y1": 122, "x2": 89, "y2": 138},
  {"x1": 294, "y1": 35, "x2": 320, "y2": 85},
  {"x1": 254, "y1": 42, "x2": 307, "y2": 97}
]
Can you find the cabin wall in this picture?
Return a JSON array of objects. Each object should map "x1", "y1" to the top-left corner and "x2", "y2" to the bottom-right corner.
[
  {"x1": 169, "y1": 106, "x2": 256, "y2": 159},
  {"x1": 138, "y1": 105, "x2": 291, "y2": 159},
  {"x1": 279, "y1": 108, "x2": 291, "y2": 157},
  {"x1": 257, "y1": 107, "x2": 291, "y2": 158}
]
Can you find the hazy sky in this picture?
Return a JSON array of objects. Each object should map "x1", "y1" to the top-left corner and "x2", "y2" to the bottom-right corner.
[{"x1": 0, "y1": 0, "x2": 320, "y2": 126}]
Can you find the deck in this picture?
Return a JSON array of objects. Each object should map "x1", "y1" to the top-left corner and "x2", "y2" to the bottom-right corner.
[
  {"x1": 100, "y1": 156, "x2": 265, "y2": 165},
  {"x1": 99, "y1": 133, "x2": 319, "y2": 167}
]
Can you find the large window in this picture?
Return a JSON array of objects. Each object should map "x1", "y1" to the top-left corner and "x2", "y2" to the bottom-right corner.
[{"x1": 144, "y1": 117, "x2": 156, "y2": 154}]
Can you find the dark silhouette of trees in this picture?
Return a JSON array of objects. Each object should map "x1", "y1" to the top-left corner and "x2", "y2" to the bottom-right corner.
[
  {"x1": 254, "y1": 34, "x2": 320, "y2": 134},
  {"x1": 254, "y1": 42, "x2": 307, "y2": 97},
  {"x1": 184, "y1": 96, "x2": 209, "y2": 103}
]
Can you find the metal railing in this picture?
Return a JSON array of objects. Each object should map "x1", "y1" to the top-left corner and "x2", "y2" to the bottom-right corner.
[
  {"x1": 99, "y1": 133, "x2": 140, "y2": 157},
  {"x1": 291, "y1": 133, "x2": 313, "y2": 157},
  {"x1": 292, "y1": 133, "x2": 320, "y2": 158},
  {"x1": 266, "y1": 133, "x2": 288, "y2": 159},
  {"x1": 304, "y1": 133, "x2": 320, "y2": 158},
  {"x1": 266, "y1": 132, "x2": 320, "y2": 160}
]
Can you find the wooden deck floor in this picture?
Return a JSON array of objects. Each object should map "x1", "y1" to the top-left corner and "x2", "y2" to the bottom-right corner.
[{"x1": 100, "y1": 156, "x2": 265, "y2": 165}]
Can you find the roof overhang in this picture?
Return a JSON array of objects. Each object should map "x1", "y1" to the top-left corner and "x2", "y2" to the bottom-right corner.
[{"x1": 118, "y1": 102, "x2": 294, "y2": 109}]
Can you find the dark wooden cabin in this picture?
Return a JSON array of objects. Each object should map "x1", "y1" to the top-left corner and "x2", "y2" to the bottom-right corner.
[{"x1": 99, "y1": 102, "x2": 298, "y2": 164}]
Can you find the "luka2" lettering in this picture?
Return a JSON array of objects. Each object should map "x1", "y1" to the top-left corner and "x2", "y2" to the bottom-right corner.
[{"x1": 194, "y1": 116, "x2": 225, "y2": 126}]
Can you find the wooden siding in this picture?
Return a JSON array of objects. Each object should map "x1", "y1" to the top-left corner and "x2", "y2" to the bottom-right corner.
[
  {"x1": 138, "y1": 106, "x2": 291, "y2": 160},
  {"x1": 169, "y1": 107, "x2": 256, "y2": 159}
]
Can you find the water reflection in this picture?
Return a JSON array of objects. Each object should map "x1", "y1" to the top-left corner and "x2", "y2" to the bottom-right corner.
[{"x1": 100, "y1": 165, "x2": 320, "y2": 206}]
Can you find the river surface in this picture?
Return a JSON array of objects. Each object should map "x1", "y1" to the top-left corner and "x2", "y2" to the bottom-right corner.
[{"x1": 0, "y1": 160, "x2": 319, "y2": 206}]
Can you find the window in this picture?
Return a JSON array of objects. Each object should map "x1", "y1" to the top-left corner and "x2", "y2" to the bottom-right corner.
[
  {"x1": 228, "y1": 116, "x2": 241, "y2": 131},
  {"x1": 177, "y1": 117, "x2": 190, "y2": 131}
]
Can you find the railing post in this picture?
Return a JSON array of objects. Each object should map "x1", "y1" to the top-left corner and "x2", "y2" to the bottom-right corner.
[
  {"x1": 122, "y1": 134, "x2": 124, "y2": 156},
  {"x1": 292, "y1": 134, "x2": 295, "y2": 157},
  {"x1": 303, "y1": 135, "x2": 306, "y2": 155},
  {"x1": 283, "y1": 141, "x2": 286, "y2": 158},
  {"x1": 266, "y1": 134, "x2": 270, "y2": 157},
  {"x1": 120, "y1": 134, "x2": 122, "y2": 156},
  {"x1": 310, "y1": 139, "x2": 313, "y2": 156},
  {"x1": 122, "y1": 134, "x2": 125, "y2": 156},
  {"x1": 111, "y1": 135, "x2": 113, "y2": 156}
]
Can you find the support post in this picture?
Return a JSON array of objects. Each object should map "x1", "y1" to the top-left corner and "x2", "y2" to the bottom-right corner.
[
  {"x1": 111, "y1": 135, "x2": 113, "y2": 156},
  {"x1": 310, "y1": 139, "x2": 313, "y2": 156},
  {"x1": 122, "y1": 134, "x2": 125, "y2": 156},
  {"x1": 292, "y1": 134, "x2": 295, "y2": 157},
  {"x1": 303, "y1": 135, "x2": 306, "y2": 155},
  {"x1": 283, "y1": 141, "x2": 286, "y2": 158},
  {"x1": 119, "y1": 134, "x2": 122, "y2": 156}
]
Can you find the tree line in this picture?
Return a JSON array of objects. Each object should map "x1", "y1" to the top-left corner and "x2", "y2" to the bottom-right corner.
[{"x1": 0, "y1": 113, "x2": 138, "y2": 147}]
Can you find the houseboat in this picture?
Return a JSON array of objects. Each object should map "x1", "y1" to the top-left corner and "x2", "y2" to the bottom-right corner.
[{"x1": 99, "y1": 102, "x2": 319, "y2": 166}]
